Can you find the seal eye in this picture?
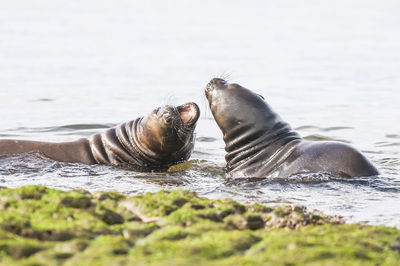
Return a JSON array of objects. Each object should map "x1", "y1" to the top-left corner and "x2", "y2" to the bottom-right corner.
[
  {"x1": 257, "y1": 94, "x2": 265, "y2": 100},
  {"x1": 162, "y1": 112, "x2": 174, "y2": 124},
  {"x1": 164, "y1": 116, "x2": 172, "y2": 123},
  {"x1": 153, "y1": 107, "x2": 161, "y2": 115}
]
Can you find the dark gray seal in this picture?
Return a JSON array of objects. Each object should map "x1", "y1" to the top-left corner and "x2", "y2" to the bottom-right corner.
[
  {"x1": 205, "y1": 78, "x2": 379, "y2": 178},
  {"x1": 0, "y1": 102, "x2": 200, "y2": 171}
]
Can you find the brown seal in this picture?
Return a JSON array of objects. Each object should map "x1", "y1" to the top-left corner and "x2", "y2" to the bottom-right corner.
[
  {"x1": 0, "y1": 102, "x2": 200, "y2": 171},
  {"x1": 205, "y1": 78, "x2": 379, "y2": 178}
]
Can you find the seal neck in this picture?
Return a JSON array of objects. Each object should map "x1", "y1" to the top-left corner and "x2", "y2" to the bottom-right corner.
[
  {"x1": 89, "y1": 118, "x2": 193, "y2": 170},
  {"x1": 128, "y1": 118, "x2": 194, "y2": 169},
  {"x1": 128, "y1": 118, "x2": 172, "y2": 169},
  {"x1": 224, "y1": 118, "x2": 301, "y2": 175}
]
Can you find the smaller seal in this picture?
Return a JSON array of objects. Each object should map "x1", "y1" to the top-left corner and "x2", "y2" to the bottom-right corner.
[
  {"x1": 0, "y1": 102, "x2": 200, "y2": 171},
  {"x1": 205, "y1": 78, "x2": 379, "y2": 178}
]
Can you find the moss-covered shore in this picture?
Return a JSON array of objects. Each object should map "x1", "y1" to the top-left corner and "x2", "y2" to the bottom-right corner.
[{"x1": 0, "y1": 186, "x2": 399, "y2": 265}]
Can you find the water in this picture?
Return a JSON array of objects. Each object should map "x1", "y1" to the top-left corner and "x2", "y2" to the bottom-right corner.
[{"x1": 1, "y1": 0, "x2": 399, "y2": 227}]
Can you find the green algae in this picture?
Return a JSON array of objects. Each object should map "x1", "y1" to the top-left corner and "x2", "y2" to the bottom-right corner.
[
  {"x1": 168, "y1": 159, "x2": 225, "y2": 177},
  {"x1": 0, "y1": 185, "x2": 399, "y2": 265}
]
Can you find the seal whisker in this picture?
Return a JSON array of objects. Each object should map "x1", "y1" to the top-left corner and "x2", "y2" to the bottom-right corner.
[
  {"x1": 175, "y1": 125, "x2": 191, "y2": 143},
  {"x1": 163, "y1": 93, "x2": 177, "y2": 106},
  {"x1": 172, "y1": 122, "x2": 185, "y2": 143},
  {"x1": 204, "y1": 99, "x2": 212, "y2": 118},
  {"x1": 160, "y1": 136, "x2": 165, "y2": 150},
  {"x1": 217, "y1": 71, "x2": 234, "y2": 82},
  {"x1": 218, "y1": 71, "x2": 227, "y2": 80}
]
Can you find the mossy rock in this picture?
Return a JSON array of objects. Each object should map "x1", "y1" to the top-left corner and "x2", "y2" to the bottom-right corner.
[{"x1": 0, "y1": 185, "x2": 399, "y2": 265}]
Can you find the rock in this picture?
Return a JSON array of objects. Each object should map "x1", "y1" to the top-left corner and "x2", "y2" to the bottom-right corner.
[{"x1": 0, "y1": 185, "x2": 398, "y2": 265}]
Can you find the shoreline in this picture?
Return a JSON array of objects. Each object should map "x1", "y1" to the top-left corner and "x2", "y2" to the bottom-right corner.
[{"x1": 0, "y1": 185, "x2": 399, "y2": 265}]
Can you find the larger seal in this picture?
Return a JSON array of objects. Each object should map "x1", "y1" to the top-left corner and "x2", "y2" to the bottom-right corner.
[
  {"x1": 205, "y1": 78, "x2": 379, "y2": 178},
  {"x1": 0, "y1": 102, "x2": 200, "y2": 171}
]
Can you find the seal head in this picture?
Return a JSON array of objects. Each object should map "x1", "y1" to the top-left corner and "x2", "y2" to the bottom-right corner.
[{"x1": 136, "y1": 103, "x2": 200, "y2": 166}]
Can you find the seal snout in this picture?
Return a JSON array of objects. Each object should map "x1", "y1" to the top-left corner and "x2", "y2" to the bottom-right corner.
[
  {"x1": 208, "y1": 78, "x2": 227, "y2": 88},
  {"x1": 205, "y1": 78, "x2": 227, "y2": 98},
  {"x1": 177, "y1": 102, "x2": 200, "y2": 126}
]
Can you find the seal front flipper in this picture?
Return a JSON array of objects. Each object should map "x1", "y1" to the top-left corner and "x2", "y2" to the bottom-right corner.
[{"x1": 0, "y1": 138, "x2": 96, "y2": 164}]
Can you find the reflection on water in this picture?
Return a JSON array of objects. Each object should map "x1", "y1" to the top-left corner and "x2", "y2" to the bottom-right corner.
[{"x1": 0, "y1": 0, "x2": 400, "y2": 228}]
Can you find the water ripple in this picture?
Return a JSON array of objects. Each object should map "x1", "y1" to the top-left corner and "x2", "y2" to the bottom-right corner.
[{"x1": 0, "y1": 152, "x2": 399, "y2": 228}]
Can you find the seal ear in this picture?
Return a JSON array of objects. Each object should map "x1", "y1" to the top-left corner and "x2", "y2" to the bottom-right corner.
[{"x1": 257, "y1": 94, "x2": 265, "y2": 100}]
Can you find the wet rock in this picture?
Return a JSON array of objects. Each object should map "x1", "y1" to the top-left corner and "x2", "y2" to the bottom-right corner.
[
  {"x1": 94, "y1": 191, "x2": 126, "y2": 202},
  {"x1": 189, "y1": 203, "x2": 205, "y2": 210},
  {"x1": 391, "y1": 238, "x2": 400, "y2": 253},
  {"x1": 60, "y1": 196, "x2": 91, "y2": 209},
  {"x1": 246, "y1": 213, "x2": 265, "y2": 230},
  {"x1": 96, "y1": 205, "x2": 125, "y2": 225},
  {"x1": 122, "y1": 222, "x2": 159, "y2": 240}
]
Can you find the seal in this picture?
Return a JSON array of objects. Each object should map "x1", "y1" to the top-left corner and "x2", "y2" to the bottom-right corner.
[
  {"x1": 205, "y1": 78, "x2": 379, "y2": 178},
  {"x1": 0, "y1": 102, "x2": 200, "y2": 171}
]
